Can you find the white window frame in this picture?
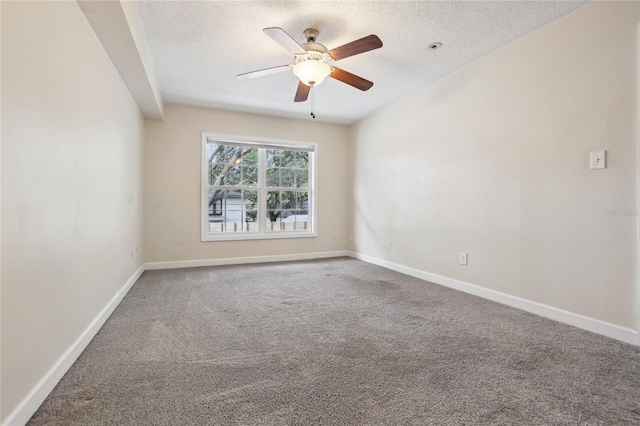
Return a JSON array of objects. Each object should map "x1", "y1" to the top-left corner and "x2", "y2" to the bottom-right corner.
[{"x1": 201, "y1": 132, "x2": 318, "y2": 242}]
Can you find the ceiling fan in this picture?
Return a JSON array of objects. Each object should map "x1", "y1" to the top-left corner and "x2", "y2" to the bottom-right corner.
[{"x1": 237, "y1": 27, "x2": 383, "y2": 103}]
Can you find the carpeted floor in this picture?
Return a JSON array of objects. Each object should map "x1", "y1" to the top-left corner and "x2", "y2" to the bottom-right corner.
[{"x1": 29, "y1": 257, "x2": 640, "y2": 425}]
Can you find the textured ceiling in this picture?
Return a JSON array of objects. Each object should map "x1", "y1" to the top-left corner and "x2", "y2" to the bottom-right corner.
[{"x1": 135, "y1": 1, "x2": 587, "y2": 124}]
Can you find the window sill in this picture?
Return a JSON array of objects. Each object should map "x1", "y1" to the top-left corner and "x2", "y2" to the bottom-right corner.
[{"x1": 201, "y1": 231, "x2": 317, "y2": 242}]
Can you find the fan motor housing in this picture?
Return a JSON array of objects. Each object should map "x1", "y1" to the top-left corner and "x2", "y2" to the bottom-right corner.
[
  {"x1": 301, "y1": 42, "x2": 328, "y2": 54},
  {"x1": 295, "y1": 45, "x2": 334, "y2": 64}
]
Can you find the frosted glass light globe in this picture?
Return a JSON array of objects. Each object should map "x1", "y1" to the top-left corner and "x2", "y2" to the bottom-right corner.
[{"x1": 293, "y1": 59, "x2": 331, "y2": 87}]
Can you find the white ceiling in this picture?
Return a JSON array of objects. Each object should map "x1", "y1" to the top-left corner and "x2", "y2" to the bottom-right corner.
[{"x1": 135, "y1": 1, "x2": 587, "y2": 125}]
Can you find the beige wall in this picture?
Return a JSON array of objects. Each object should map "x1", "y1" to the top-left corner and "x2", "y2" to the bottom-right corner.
[
  {"x1": 351, "y1": 1, "x2": 638, "y2": 329},
  {"x1": 1, "y1": 1, "x2": 145, "y2": 421},
  {"x1": 0, "y1": 0, "x2": 637, "y2": 422},
  {"x1": 144, "y1": 104, "x2": 350, "y2": 262}
]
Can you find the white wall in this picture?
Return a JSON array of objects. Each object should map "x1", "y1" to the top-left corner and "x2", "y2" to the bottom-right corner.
[
  {"x1": 351, "y1": 1, "x2": 638, "y2": 330},
  {"x1": 1, "y1": 1, "x2": 145, "y2": 422},
  {"x1": 144, "y1": 104, "x2": 350, "y2": 263}
]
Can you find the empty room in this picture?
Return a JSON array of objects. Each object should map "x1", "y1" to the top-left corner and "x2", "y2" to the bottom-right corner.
[{"x1": 2, "y1": 0, "x2": 639, "y2": 424}]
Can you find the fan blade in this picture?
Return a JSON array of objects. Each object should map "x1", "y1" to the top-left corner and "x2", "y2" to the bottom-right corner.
[
  {"x1": 330, "y1": 67, "x2": 373, "y2": 91},
  {"x1": 237, "y1": 65, "x2": 292, "y2": 80},
  {"x1": 263, "y1": 27, "x2": 306, "y2": 54},
  {"x1": 328, "y1": 35, "x2": 382, "y2": 61},
  {"x1": 294, "y1": 81, "x2": 310, "y2": 102}
]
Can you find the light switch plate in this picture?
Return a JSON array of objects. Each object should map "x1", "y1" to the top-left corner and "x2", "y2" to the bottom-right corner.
[{"x1": 590, "y1": 150, "x2": 606, "y2": 170}]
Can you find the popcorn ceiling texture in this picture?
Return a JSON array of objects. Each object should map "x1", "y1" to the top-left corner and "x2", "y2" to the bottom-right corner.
[{"x1": 135, "y1": 1, "x2": 587, "y2": 124}]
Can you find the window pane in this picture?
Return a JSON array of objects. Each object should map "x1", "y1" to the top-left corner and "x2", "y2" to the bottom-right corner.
[
  {"x1": 207, "y1": 144, "x2": 258, "y2": 188},
  {"x1": 239, "y1": 148, "x2": 258, "y2": 165},
  {"x1": 207, "y1": 189, "x2": 259, "y2": 234},
  {"x1": 266, "y1": 168, "x2": 279, "y2": 187},
  {"x1": 211, "y1": 211, "x2": 254, "y2": 234},
  {"x1": 209, "y1": 221, "x2": 225, "y2": 233},
  {"x1": 241, "y1": 166, "x2": 258, "y2": 186},
  {"x1": 223, "y1": 190, "x2": 243, "y2": 210},
  {"x1": 206, "y1": 144, "x2": 227, "y2": 185},
  {"x1": 263, "y1": 190, "x2": 308, "y2": 231},
  {"x1": 297, "y1": 151, "x2": 309, "y2": 166},
  {"x1": 267, "y1": 149, "x2": 302, "y2": 168},
  {"x1": 243, "y1": 190, "x2": 258, "y2": 210},
  {"x1": 281, "y1": 191, "x2": 295, "y2": 210},
  {"x1": 294, "y1": 191, "x2": 309, "y2": 211},
  {"x1": 266, "y1": 150, "x2": 280, "y2": 167},
  {"x1": 295, "y1": 210, "x2": 309, "y2": 222},
  {"x1": 295, "y1": 169, "x2": 309, "y2": 188},
  {"x1": 279, "y1": 168, "x2": 294, "y2": 188},
  {"x1": 279, "y1": 151, "x2": 296, "y2": 168},
  {"x1": 245, "y1": 210, "x2": 258, "y2": 224},
  {"x1": 221, "y1": 166, "x2": 241, "y2": 186},
  {"x1": 208, "y1": 189, "x2": 226, "y2": 213},
  {"x1": 265, "y1": 191, "x2": 279, "y2": 210},
  {"x1": 267, "y1": 207, "x2": 309, "y2": 233},
  {"x1": 224, "y1": 210, "x2": 244, "y2": 225},
  {"x1": 286, "y1": 211, "x2": 309, "y2": 230}
]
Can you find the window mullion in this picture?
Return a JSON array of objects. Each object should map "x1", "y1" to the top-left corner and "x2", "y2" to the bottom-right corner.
[{"x1": 258, "y1": 148, "x2": 267, "y2": 233}]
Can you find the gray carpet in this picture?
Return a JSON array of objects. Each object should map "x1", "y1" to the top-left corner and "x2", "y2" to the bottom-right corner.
[{"x1": 28, "y1": 257, "x2": 640, "y2": 425}]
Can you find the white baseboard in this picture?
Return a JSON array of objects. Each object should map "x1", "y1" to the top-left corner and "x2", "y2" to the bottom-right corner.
[
  {"x1": 144, "y1": 250, "x2": 350, "y2": 270},
  {"x1": 2, "y1": 264, "x2": 146, "y2": 426},
  {"x1": 5, "y1": 250, "x2": 636, "y2": 425},
  {"x1": 348, "y1": 251, "x2": 639, "y2": 346},
  {"x1": 3, "y1": 250, "x2": 349, "y2": 425}
]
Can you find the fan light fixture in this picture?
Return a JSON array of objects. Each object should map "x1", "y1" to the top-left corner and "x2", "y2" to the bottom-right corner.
[
  {"x1": 293, "y1": 59, "x2": 331, "y2": 87},
  {"x1": 237, "y1": 27, "x2": 383, "y2": 107}
]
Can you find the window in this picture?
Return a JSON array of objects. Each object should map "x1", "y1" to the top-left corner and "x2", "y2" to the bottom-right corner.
[{"x1": 201, "y1": 133, "x2": 316, "y2": 241}]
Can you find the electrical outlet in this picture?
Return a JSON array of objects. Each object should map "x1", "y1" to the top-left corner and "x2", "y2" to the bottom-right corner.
[
  {"x1": 387, "y1": 240, "x2": 392, "y2": 249},
  {"x1": 333, "y1": 232, "x2": 338, "y2": 239},
  {"x1": 349, "y1": 233, "x2": 353, "y2": 241},
  {"x1": 460, "y1": 252, "x2": 468, "y2": 265}
]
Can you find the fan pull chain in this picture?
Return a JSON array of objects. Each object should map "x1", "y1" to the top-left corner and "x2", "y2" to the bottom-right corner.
[{"x1": 310, "y1": 85, "x2": 316, "y2": 119}]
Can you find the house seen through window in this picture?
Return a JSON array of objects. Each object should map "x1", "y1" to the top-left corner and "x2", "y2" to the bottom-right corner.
[{"x1": 202, "y1": 134, "x2": 316, "y2": 241}]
